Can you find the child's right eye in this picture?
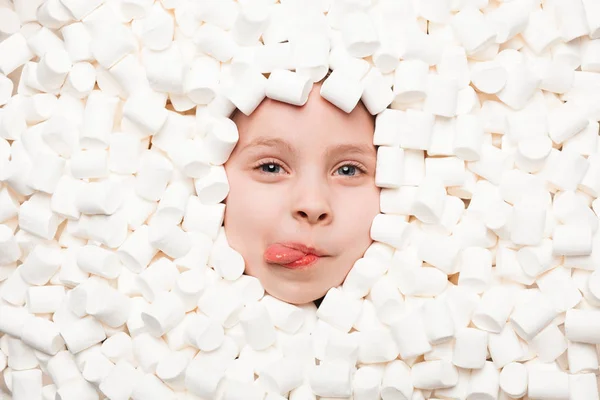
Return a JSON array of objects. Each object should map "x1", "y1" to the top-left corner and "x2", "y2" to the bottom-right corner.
[{"x1": 256, "y1": 161, "x2": 283, "y2": 174}]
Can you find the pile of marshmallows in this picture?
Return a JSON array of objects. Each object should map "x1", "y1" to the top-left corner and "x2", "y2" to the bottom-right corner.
[{"x1": 1, "y1": 0, "x2": 600, "y2": 399}]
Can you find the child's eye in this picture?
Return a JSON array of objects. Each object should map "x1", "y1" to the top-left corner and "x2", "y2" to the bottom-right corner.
[{"x1": 253, "y1": 160, "x2": 367, "y2": 177}]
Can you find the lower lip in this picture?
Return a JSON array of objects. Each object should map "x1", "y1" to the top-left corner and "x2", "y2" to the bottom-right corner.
[{"x1": 279, "y1": 254, "x2": 321, "y2": 269}]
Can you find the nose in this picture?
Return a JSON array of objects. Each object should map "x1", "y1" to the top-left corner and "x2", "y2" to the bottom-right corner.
[{"x1": 292, "y1": 181, "x2": 333, "y2": 226}]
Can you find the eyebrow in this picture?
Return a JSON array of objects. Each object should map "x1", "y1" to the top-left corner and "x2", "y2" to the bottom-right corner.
[{"x1": 240, "y1": 137, "x2": 376, "y2": 161}]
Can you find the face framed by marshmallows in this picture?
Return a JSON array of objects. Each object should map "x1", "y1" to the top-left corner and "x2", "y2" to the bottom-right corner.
[{"x1": 222, "y1": 80, "x2": 381, "y2": 305}]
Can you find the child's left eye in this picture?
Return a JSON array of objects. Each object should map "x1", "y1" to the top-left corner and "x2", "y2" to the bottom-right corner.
[{"x1": 254, "y1": 160, "x2": 366, "y2": 177}]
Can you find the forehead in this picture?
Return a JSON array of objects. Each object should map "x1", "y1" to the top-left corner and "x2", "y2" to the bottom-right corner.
[{"x1": 231, "y1": 84, "x2": 375, "y2": 147}]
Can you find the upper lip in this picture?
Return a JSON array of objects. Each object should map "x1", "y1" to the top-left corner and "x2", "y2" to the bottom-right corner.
[{"x1": 279, "y1": 242, "x2": 328, "y2": 257}]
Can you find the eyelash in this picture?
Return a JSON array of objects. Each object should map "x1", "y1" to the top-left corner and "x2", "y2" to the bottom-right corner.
[{"x1": 253, "y1": 159, "x2": 367, "y2": 177}]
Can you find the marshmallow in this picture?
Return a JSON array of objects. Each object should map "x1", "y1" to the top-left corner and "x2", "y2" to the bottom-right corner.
[
  {"x1": 527, "y1": 366, "x2": 569, "y2": 400},
  {"x1": 530, "y1": 324, "x2": 567, "y2": 363},
  {"x1": 117, "y1": 224, "x2": 159, "y2": 273},
  {"x1": 567, "y1": 340, "x2": 599, "y2": 374},
  {"x1": 86, "y1": 283, "x2": 131, "y2": 328},
  {"x1": 101, "y1": 332, "x2": 134, "y2": 366},
  {"x1": 198, "y1": 281, "x2": 245, "y2": 328},
  {"x1": 0, "y1": 224, "x2": 21, "y2": 264},
  {"x1": 536, "y1": 265, "x2": 582, "y2": 312},
  {"x1": 193, "y1": 165, "x2": 230, "y2": 205},
  {"x1": 11, "y1": 369, "x2": 42, "y2": 400},
  {"x1": 26, "y1": 285, "x2": 64, "y2": 314},
  {"x1": 309, "y1": 359, "x2": 353, "y2": 398},
  {"x1": 375, "y1": 146, "x2": 404, "y2": 188},
  {"x1": 320, "y1": 68, "x2": 363, "y2": 113},
  {"x1": 60, "y1": 22, "x2": 93, "y2": 63},
  {"x1": 451, "y1": 9, "x2": 496, "y2": 55},
  {"x1": 0, "y1": 33, "x2": 34, "y2": 75},
  {"x1": 499, "y1": 362, "x2": 528, "y2": 398},
  {"x1": 565, "y1": 308, "x2": 600, "y2": 344},
  {"x1": 553, "y1": 223, "x2": 593, "y2": 257},
  {"x1": 452, "y1": 327, "x2": 488, "y2": 369},
  {"x1": 467, "y1": 361, "x2": 500, "y2": 399},
  {"x1": 135, "y1": 150, "x2": 173, "y2": 201},
  {"x1": 76, "y1": 245, "x2": 122, "y2": 280},
  {"x1": 265, "y1": 69, "x2": 313, "y2": 106},
  {"x1": 81, "y1": 351, "x2": 115, "y2": 386},
  {"x1": 225, "y1": 67, "x2": 267, "y2": 116},
  {"x1": 398, "y1": 109, "x2": 435, "y2": 151},
  {"x1": 259, "y1": 357, "x2": 305, "y2": 395},
  {"x1": 132, "y1": 332, "x2": 171, "y2": 373},
  {"x1": 360, "y1": 67, "x2": 394, "y2": 115},
  {"x1": 521, "y1": 10, "x2": 561, "y2": 55},
  {"x1": 131, "y1": 373, "x2": 177, "y2": 400},
  {"x1": 141, "y1": 290, "x2": 185, "y2": 337},
  {"x1": 393, "y1": 59, "x2": 429, "y2": 103},
  {"x1": 421, "y1": 298, "x2": 454, "y2": 345},
  {"x1": 417, "y1": 233, "x2": 460, "y2": 275},
  {"x1": 185, "y1": 358, "x2": 228, "y2": 399},
  {"x1": 488, "y1": 324, "x2": 525, "y2": 369},
  {"x1": 184, "y1": 312, "x2": 224, "y2": 352},
  {"x1": 317, "y1": 287, "x2": 363, "y2": 333},
  {"x1": 19, "y1": 243, "x2": 62, "y2": 286},
  {"x1": 357, "y1": 328, "x2": 399, "y2": 364},
  {"x1": 136, "y1": 257, "x2": 179, "y2": 302},
  {"x1": 510, "y1": 193, "x2": 547, "y2": 246},
  {"x1": 99, "y1": 360, "x2": 143, "y2": 400},
  {"x1": 389, "y1": 307, "x2": 432, "y2": 359},
  {"x1": 424, "y1": 74, "x2": 458, "y2": 118},
  {"x1": 412, "y1": 360, "x2": 458, "y2": 390},
  {"x1": 46, "y1": 350, "x2": 83, "y2": 389},
  {"x1": 379, "y1": 360, "x2": 412, "y2": 399},
  {"x1": 60, "y1": 316, "x2": 106, "y2": 354},
  {"x1": 370, "y1": 213, "x2": 412, "y2": 251},
  {"x1": 509, "y1": 291, "x2": 559, "y2": 342},
  {"x1": 183, "y1": 56, "x2": 219, "y2": 105},
  {"x1": 342, "y1": 257, "x2": 387, "y2": 299},
  {"x1": 20, "y1": 317, "x2": 65, "y2": 356},
  {"x1": 411, "y1": 175, "x2": 447, "y2": 224},
  {"x1": 569, "y1": 373, "x2": 600, "y2": 400},
  {"x1": 367, "y1": 275, "x2": 405, "y2": 325},
  {"x1": 472, "y1": 285, "x2": 518, "y2": 334},
  {"x1": 260, "y1": 295, "x2": 304, "y2": 334},
  {"x1": 373, "y1": 109, "x2": 402, "y2": 146},
  {"x1": 81, "y1": 90, "x2": 119, "y2": 149},
  {"x1": 155, "y1": 351, "x2": 190, "y2": 392},
  {"x1": 18, "y1": 193, "x2": 62, "y2": 240}
]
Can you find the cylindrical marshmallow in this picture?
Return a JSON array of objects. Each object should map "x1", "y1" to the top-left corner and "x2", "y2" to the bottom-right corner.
[
  {"x1": 59, "y1": 316, "x2": 106, "y2": 354},
  {"x1": 20, "y1": 317, "x2": 65, "y2": 355},
  {"x1": 552, "y1": 223, "x2": 593, "y2": 257},
  {"x1": 509, "y1": 291, "x2": 559, "y2": 341},
  {"x1": 360, "y1": 67, "x2": 394, "y2": 115},
  {"x1": 11, "y1": 369, "x2": 42, "y2": 400},
  {"x1": 76, "y1": 245, "x2": 122, "y2": 279},
  {"x1": 380, "y1": 360, "x2": 412, "y2": 399},
  {"x1": 86, "y1": 283, "x2": 131, "y2": 328},
  {"x1": 260, "y1": 295, "x2": 304, "y2": 334},
  {"x1": 26, "y1": 285, "x2": 65, "y2": 314},
  {"x1": 452, "y1": 327, "x2": 488, "y2": 369},
  {"x1": 260, "y1": 357, "x2": 304, "y2": 395},
  {"x1": 141, "y1": 291, "x2": 186, "y2": 337},
  {"x1": 370, "y1": 214, "x2": 411, "y2": 250},
  {"x1": 389, "y1": 307, "x2": 432, "y2": 359},
  {"x1": 184, "y1": 312, "x2": 224, "y2": 352},
  {"x1": 527, "y1": 366, "x2": 569, "y2": 400},
  {"x1": 565, "y1": 308, "x2": 600, "y2": 344},
  {"x1": 265, "y1": 69, "x2": 313, "y2": 106},
  {"x1": 375, "y1": 146, "x2": 404, "y2": 188},
  {"x1": 411, "y1": 360, "x2": 459, "y2": 390},
  {"x1": 308, "y1": 359, "x2": 353, "y2": 398},
  {"x1": 19, "y1": 244, "x2": 62, "y2": 286},
  {"x1": 319, "y1": 68, "x2": 363, "y2": 113}
]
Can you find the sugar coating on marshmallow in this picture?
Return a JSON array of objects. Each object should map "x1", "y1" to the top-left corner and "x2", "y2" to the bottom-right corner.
[{"x1": 0, "y1": 1, "x2": 600, "y2": 400}]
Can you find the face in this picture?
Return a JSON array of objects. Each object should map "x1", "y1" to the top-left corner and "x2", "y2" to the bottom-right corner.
[{"x1": 223, "y1": 83, "x2": 380, "y2": 305}]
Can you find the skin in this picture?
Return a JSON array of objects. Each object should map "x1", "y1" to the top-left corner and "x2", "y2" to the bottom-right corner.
[{"x1": 223, "y1": 83, "x2": 381, "y2": 305}]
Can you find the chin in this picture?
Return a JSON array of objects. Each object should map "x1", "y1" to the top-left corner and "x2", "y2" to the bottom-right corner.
[{"x1": 268, "y1": 289, "x2": 322, "y2": 306}]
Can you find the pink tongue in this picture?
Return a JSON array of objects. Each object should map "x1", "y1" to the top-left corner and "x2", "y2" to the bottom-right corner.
[{"x1": 264, "y1": 244, "x2": 306, "y2": 264}]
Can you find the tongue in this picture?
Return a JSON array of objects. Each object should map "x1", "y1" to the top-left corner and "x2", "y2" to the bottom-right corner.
[{"x1": 264, "y1": 244, "x2": 307, "y2": 264}]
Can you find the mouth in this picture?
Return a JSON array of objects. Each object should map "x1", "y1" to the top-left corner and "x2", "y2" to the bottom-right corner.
[{"x1": 264, "y1": 242, "x2": 329, "y2": 269}]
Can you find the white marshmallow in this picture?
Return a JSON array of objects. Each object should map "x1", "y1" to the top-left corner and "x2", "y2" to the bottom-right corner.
[
  {"x1": 527, "y1": 366, "x2": 569, "y2": 400},
  {"x1": 20, "y1": 316, "x2": 65, "y2": 356},
  {"x1": 342, "y1": 257, "x2": 387, "y2": 300},
  {"x1": 379, "y1": 360, "x2": 412, "y2": 399},
  {"x1": 0, "y1": 305, "x2": 32, "y2": 338},
  {"x1": 225, "y1": 67, "x2": 267, "y2": 116},
  {"x1": 488, "y1": 324, "x2": 525, "y2": 369},
  {"x1": 86, "y1": 283, "x2": 131, "y2": 328},
  {"x1": 19, "y1": 243, "x2": 62, "y2": 286},
  {"x1": 290, "y1": 34, "x2": 330, "y2": 83},
  {"x1": 185, "y1": 312, "x2": 224, "y2": 352},
  {"x1": 194, "y1": 23, "x2": 237, "y2": 63},
  {"x1": 59, "y1": 316, "x2": 106, "y2": 354},
  {"x1": 99, "y1": 360, "x2": 143, "y2": 400},
  {"x1": 46, "y1": 350, "x2": 83, "y2": 389},
  {"x1": 260, "y1": 295, "x2": 304, "y2": 334},
  {"x1": 198, "y1": 281, "x2": 245, "y2": 328},
  {"x1": 316, "y1": 287, "x2": 363, "y2": 333},
  {"x1": 81, "y1": 90, "x2": 119, "y2": 149},
  {"x1": 320, "y1": 68, "x2": 363, "y2": 113},
  {"x1": 62, "y1": 61, "x2": 96, "y2": 99},
  {"x1": 340, "y1": 11, "x2": 379, "y2": 58},
  {"x1": 11, "y1": 369, "x2": 42, "y2": 400},
  {"x1": 193, "y1": 164, "x2": 230, "y2": 205},
  {"x1": 499, "y1": 362, "x2": 527, "y2": 398},
  {"x1": 411, "y1": 175, "x2": 447, "y2": 224},
  {"x1": 411, "y1": 360, "x2": 459, "y2": 390},
  {"x1": 0, "y1": 33, "x2": 34, "y2": 75},
  {"x1": 0, "y1": 224, "x2": 21, "y2": 264},
  {"x1": 357, "y1": 328, "x2": 399, "y2": 364},
  {"x1": 136, "y1": 257, "x2": 179, "y2": 302},
  {"x1": 231, "y1": 0, "x2": 270, "y2": 46},
  {"x1": 509, "y1": 291, "x2": 559, "y2": 342},
  {"x1": 155, "y1": 351, "x2": 190, "y2": 391},
  {"x1": 76, "y1": 179, "x2": 124, "y2": 216},
  {"x1": 117, "y1": 225, "x2": 159, "y2": 274},
  {"x1": 536, "y1": 266, "x2": 582, "y2": 312},
  {"x1": 457, "y1": 246, "x2": 492, "y2": 293},
  {"x1": 70, "y1": 149, "x2": 109, "y2": 179},
  {"x1": 60, "y1": 22, "x2": 93, "y2": 63},
  {"x1": 19, "y1": 192, "x2": 62, "y2": 240},
  {"x1": 90, "y1": 23, "x2": 137, "y2": 70},
  {"x1": 472, "y1": 285, "x2": 519, "y2": 334},
  {"x1": 553, "y1": 223, "x2": 593, "y2": 257},
  {"x1": 370, "y1": 214, "x2": 412, "y2": 250},
  {"x1": 36, "y1": 48, "x2": 72, "y2": 92},
  {"x1": 309, "y1": 359, "x2": 353, "y2": 398},
  {"x1": 141, "y1": 291, "x2": 186, "y2": 337},
  {"x1": 202, "y1": 115, "x2": 239, "y2": 166},
  {"x1": 123, "y1": 90, "x2": 168, "y2": 136},
  {"x1": 266, "y1": 69, "x2": 313, "y2": 106},
  {"x1": 131, "y1": 373, "x2": 177, "y2": 400},
  {"x1": 185, "y1": 358, "x2": 228, "y2": 399},
  {"x1": 417, "y1": 233, "x2": 460, "y2": 275},
  {"x1": 470, "y1": 61, "x2": 507, "y2": 94},
  {"x1": 421, "y1": 298, "x2": 455, "y2": 345},
  {"x1": 76, "y1": 245, "x2": 122, "y2": 280},
  {"x1": 510, "y1": 193, "x2": 547, "y2": 246},
  {"x1": 375, "y1": 146, "x2": 404, "y2": 188},
  {"x1": 360, "y1": 67, "x2": 394, "y2": 115},
  {"x1": 521, "y1": 10, "x2": 561, "y2": 55},
  {"x1": 393, "y1": 59, "x2": 429, "y2": 103},
  {"x1": 452, "y1": 327, "x2": 488, "y2": 369},
  {"x1": 135, "y1": 150, "x2": 173, "y2": 201},
  {"x1": 530, "y1": 324, "x2": 567, "y2": 363},
  {"x1": 368, "y1": 275, "x2": 405, "y2": 325},
  {"x1": 183, "y1": 56, "x2": 220, "y2": 105},
  {"x1": 567, "y1": 340, "x2": 599, "y2": 374},
  {"x1": 467, "y1": 361, "x2": 499, "y2": 399},
  {"x1": 424, "y1": 74, "x2": 458, "y2": 118},
  {"x1": 451, "y1": 8, "x2": 496, "y2": 55},
  {"x1": 389, "y1": 307, "x2": 432, "y2": 359},
  {"x1": 26, "y1": 285, "x2": 64, "y2": 314},
  {"x1": 397, "y1": 109, "x2": 435, "y2": 151},
  {"x1": 569, "y1": 373, "x2": 600, "y2": 400},
  {"x1": 131, "y1": 332, "x2": 171, "y2": 374},
  {"x1": 373, "y1": 109, "x2": 402, "y2": 146},
  {"x1": 565, "y1": 308, "x2": 600, "y2": 344},
  {"x1": 81, "y1": 351, "x2": 115, "y2": 386},
  {"x1": 582, "y1": 0, "x2": 600, "y2": 38}
]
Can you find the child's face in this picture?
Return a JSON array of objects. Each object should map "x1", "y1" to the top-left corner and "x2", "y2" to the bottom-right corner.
[{"x1": 223, "y1": 84, "x2": 380, "y2": 305}]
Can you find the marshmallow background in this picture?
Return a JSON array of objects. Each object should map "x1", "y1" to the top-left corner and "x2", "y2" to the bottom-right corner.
[{"x1": 1, "y1": 0, "x2": 600, "y2": 399}]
